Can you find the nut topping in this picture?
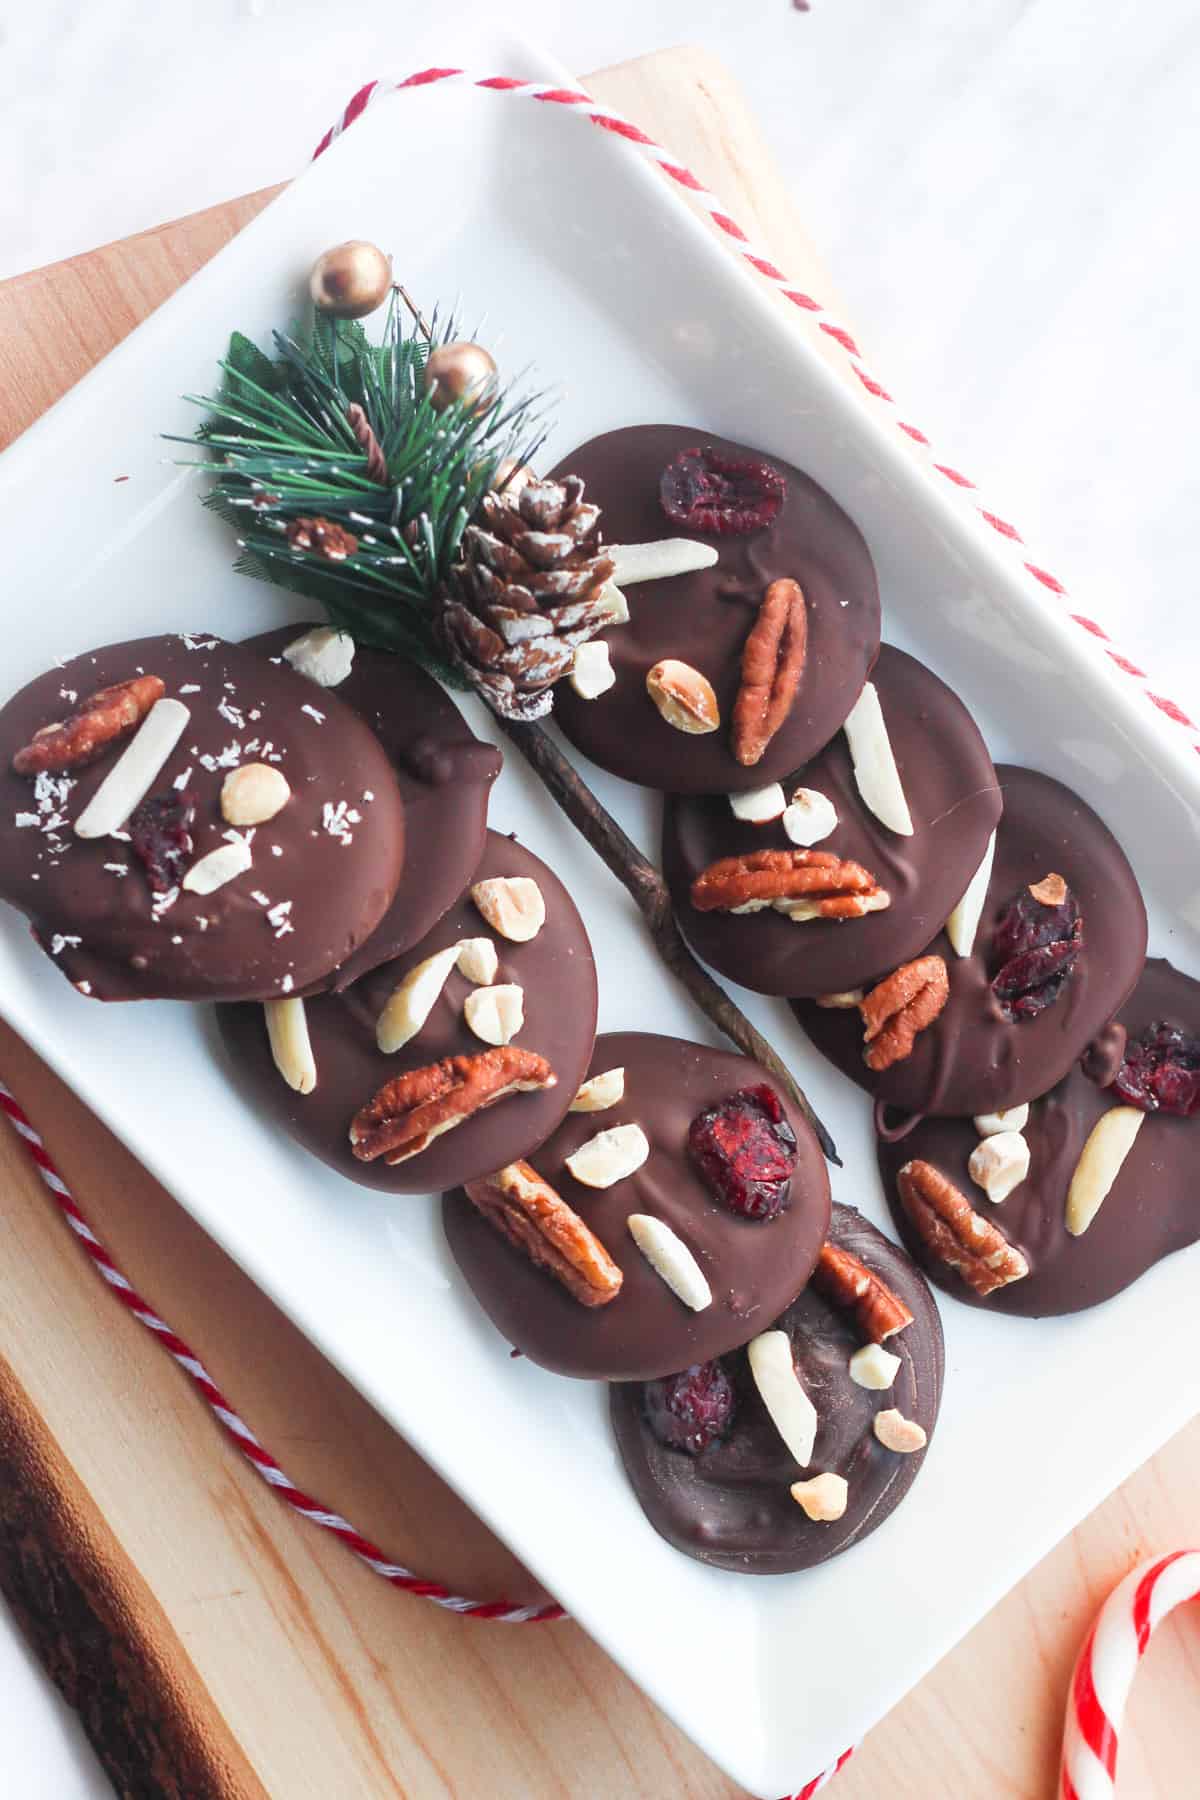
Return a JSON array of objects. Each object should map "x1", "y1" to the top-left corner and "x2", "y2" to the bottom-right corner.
[
  {"x1": 896, "y1": 1159, "x2": 1029, "y2": 1297},
  {"x1": 1065, "y1": 1105, "x2": 1145, "y2": 1236},
  {"x1": 627, "y1": 1214, "x2": 712, "y2": 1312},
  {"x1": 282, "y1": 626, "x2": 355, "y2": 687},
  {"x1": 456, "y1": 937, "x2": 499, "y2": 985},
  {"x1": 12, "y1": 675, "x2": 165, "y2": 777},
  {"x1": 849, "y1": 1344, "x2": 901, "y2": 1390},
  {"x1": 350, "y1": 1046, "x2": 555, "y2": 1165},
  {"x1": 690, "y1": 847, "x2": 890, "y2": 921},
  {"x1": 859, "y1": 956, "x2": 949, "y2": 1072},
  {"x1": 815, "y1": 989, "x2": 864, "y2": 1009},
  {"x1": 790, "y1": 1473, "x2": 848, "y2": 1521},
  {"x1": 463, "y1": 1161, "x2": 623, "y2": 1308},
  {"x1": 607, "y1": 538, "x2": 719, "y2": 585},
  {"x1": 264, "y1": 997, "x2": 317, "y2": 1094},
  {"x1": 566, "y1": 1123, "x2": 650, "y2": 1189},
  {"x1": 221, "y1": 762, "x2": 291, "y2": 827},
  {"x1": 944, "y1": 831, "x2": 996, "y2": 959},
  {"x1": 73, "y1": 698, "x2": 192, "y2": 840},
  {"x1": 747, "y1": 1330, "x2": 817, "y2": 1467},
  {"x1": 471, "y1": 875, "x2": 546, "y2": 942},
  {"x1": 181, "y1": 834, "x2": 253, "y2": 895},
  {"x1": 811, "y1": 1241, "x2": 914, "y2": 1341},
  {"x1": 873, "y1": 1409, "x2": 927, "y2": 1454},
  {"x1": 645, "y1": 659, "x2": 720, "y2": 735},
  {"x1": 781, "y1": 786, "x2": 838, "y2": 847},
  {"x1": 842, "y1": 681, "x2": 914, "y2": 837},
  {"x1": 463, "y1": 982, "x2": 525, "y2": 1046},
  {"x1": 728, "y1": 782, "x2": 787, "y2": 825},
  {"x1": 569, "y1": 1067, "x2": 626, "y2": 1112},
  {"x1": 570, "y1": 640, "x2": 615, "y2": 700},
  {"x1": 376, "y1": 943, "x2": 460, "y2": 1053},
  {"x1": 731, "y1": 578, "x2": 808, "y2": 767},
  {"x1": 967, "y1": 1129, "x2": 1030, "y2": 1204},
  {"x1": 973, "y1": 1104, "x2": 1029, "y2": 1137}
]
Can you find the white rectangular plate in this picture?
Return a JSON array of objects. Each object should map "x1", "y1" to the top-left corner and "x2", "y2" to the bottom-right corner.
[{"x1": 2, "y1": 31, "x2": 1199, "y2": 1797}]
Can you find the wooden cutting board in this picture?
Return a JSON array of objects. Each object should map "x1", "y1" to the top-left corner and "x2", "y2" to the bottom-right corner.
[{"x1": 1, "y1": 45, "x2": 1198, "y2": 1799}]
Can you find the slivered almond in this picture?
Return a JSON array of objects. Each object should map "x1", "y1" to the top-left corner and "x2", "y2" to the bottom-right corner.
[
  {"x1": 747, "y1": 1330, "x2": 817, "y2": 1467},
  {"x1": 73, "y1": 698, "x2": 191, "y2": 838},
  {"x1": 627, "y1": 1214, "x2": 712, "y2": 1311},
  {"x1": 376, "y1": 943, "x2": 460, "y2": 1053},
  {"x1": 181, "y1": 835, "x2": 253, "y2": 895},
  {"x1": 264, "y1": 997, "x2": 317, "y2": 1094},
  {"x1": 945, "y1": 831, "x2": 996, "y2": 957},
  {"x1": 842, "y1": 682, "x2": 913, "y2": 837},
  {"x1": 1065, "y1": 1105, "x2": 1145, "y2": 1236},
  {"x1": 608, "y1": 539, "x2": 719, "y2": 585}
]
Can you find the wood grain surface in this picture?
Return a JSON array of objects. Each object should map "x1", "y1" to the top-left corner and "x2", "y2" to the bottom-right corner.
[{"x1": 1, "y1": 44, "x2": 1198, "y2": 1799}]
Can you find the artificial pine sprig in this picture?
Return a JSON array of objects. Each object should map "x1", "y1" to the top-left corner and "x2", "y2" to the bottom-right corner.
[{"x1": 169, "y1": 294, "x2": 549, "y2": 679}]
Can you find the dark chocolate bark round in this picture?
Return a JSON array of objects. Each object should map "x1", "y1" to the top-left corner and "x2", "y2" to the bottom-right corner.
[
  {"x1": 663, "y1": 645, "x2": 1001, "y2": 997},
  {"x1": 0, "y1": 633, "x2": 406, "y2": 1001},
  {"x1": 246, "y1": 626, "x2": 501, "y2": 987},
  {"x1": 610, "y1": 1204, "x2": 943, "y2": 1573},
  {"x1": 794, "y1": 765, "x2": 1146, "y2": 1117},
  {"x1": 217, "y1": 831, "x2": 595, "y2": 1194},
  {"x1": 443, "y1": 1030, "x2": 832, "y2": 1380},
  {"x1": 877, "y1": 958, "x2": 1200, "y2": 1317},
  {"x1": 550, "y1": 424, "x2": 881, "y2": 794}
]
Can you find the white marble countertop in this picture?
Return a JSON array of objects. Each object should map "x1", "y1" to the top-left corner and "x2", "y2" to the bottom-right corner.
[{"x1": 3, "y1": 0, "x2": 1197, "y2": 1790}]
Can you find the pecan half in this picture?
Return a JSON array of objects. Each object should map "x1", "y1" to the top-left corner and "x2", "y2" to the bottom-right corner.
[
  {"x1": 896, "y1": 1159, "x2": 1028, "y2": 1297},
  {"x1": 812, "y1": 1241, "x2": 914, "y2": 1341},
  {"x1": 286, "y1": 516, "x2": 358, "y2": 561},
  {"x1": 463, "y1": 1160, "x2": 623, "y2": 1308},
  {"x1": 859, "y1": 956, "x2": 949, "y2": 1071},
  {"x1": 732, "y1": 578, "x2": 808, "y2": 767},
  {"x1": 12, "y1": 675, "x2": 165, "y2": 777},
  {"x1": 349, "y1": 1047, "x2": 555, "y2": 1165},
  {"x1": 690, "y1": 847, "x2": 890, "y2": 921}
]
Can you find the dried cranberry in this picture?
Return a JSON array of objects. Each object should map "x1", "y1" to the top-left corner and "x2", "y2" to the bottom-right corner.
[
  {"x1": 989, "y1": 876, "x2": 1082, "y2": 1023},
  {"x1": 688, "y1": 1083, "x2": 797, "y2": 1220},
  {"x1": 644, "y1": 1361, "x2": 735, "y2": 1455},
  {"x1": 1113, "y1": 1021, "x2": 1200, "y2": 1117},
  {"x1": 129, "y1": 788, "x2": 196, "y2": 893},
  {"x1": 659, "y1": 446, "x2": 785, "y2": 536}
]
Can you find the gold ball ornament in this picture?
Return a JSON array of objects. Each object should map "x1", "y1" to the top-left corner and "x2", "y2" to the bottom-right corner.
[
  {"x1": 309, "y1": 241, "x2": 393, "y2": 319},
  {"x1": 423, "y1": 341, "x2": 498, "y2": 414}
]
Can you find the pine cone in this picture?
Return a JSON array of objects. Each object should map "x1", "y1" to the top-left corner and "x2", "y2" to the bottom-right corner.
[{"x1": 438, "y1": 476, "x2": 615, "y2": 720}]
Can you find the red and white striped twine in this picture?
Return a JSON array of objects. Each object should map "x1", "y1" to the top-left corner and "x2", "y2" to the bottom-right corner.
[
  {"x1": 1061, "y1": 1550, "x2": 1200, "y2": 1798},
  {"x1": 0, "y1": 1080, "x2": 849, "y2": 1798},
  {"x1": 311, "y1": 66, "x2": 1200, "y2": 762}
]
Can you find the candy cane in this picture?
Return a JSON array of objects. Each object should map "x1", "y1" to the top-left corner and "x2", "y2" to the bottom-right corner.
[{"x1": 1061, "y1": 1549, "x2": 1200, "y2": 1798}]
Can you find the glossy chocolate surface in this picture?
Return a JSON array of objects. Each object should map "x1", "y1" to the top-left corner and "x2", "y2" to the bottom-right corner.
[
  {"x1": 217, "y1": 831, "x2": 596, "y2": 1194},
  {"x1": 794, "y1": 766, "x2": 1146, "y2": 1117},
  {"x1": 663, "y1": 645, "x2": 1001, "y2": 996},
  {"x1": 610, "y1": 1204, "x2": 943, "y2": 1572},
  {"x1": 551, "y1": 424, "x2": 881, "y2": 793},
  {"x1": 877, "y1": 958, "x2": 1200, "y2": 1316},
  {"x1": 443, "y1": 1030, "x2": 832, "y2": 1380},
  {"x1": 246, "y1": 626, "x2": 500, "y2": 987},
  {"x1": 0, "y1": 633, "x2": 406, "y2": 1001}
]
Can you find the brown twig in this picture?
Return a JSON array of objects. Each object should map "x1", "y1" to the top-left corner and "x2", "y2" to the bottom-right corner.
[{"x1": 496, "y1": 715, "x2": 840, "y2": 1166}]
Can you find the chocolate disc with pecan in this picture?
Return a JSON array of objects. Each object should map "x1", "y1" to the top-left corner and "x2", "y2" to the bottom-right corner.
[
  {"x1": 0, "y1": 633, "x2": 406, "y2": 1001},
  {"x1": 663, "y1": 645, "x2": 1002, "y2": 996},
  {"x1": 877, "y1": 958, "x2": 1200, "y2": 1316},
  {"x1": 442, "y1": 1031, "x2": 832, "y2": 1380},
  {"x1": 610, "y1": 1203, "x2": 944, "y2": 1573},
  {"x1": 550, "y1": 424, "x2": 881, "y2": 794},
  {"x1": 794, "y1": 766, "x2": 1147, "y2": 1117},
  {"x1": 245, "y1": 625, "x2": 501, "y2": 989},
  {"x1": 216, "y1": 831, "x2": 596, "y2": 1194}
]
